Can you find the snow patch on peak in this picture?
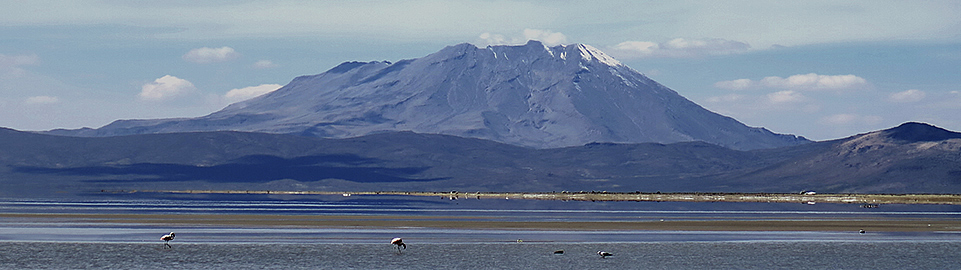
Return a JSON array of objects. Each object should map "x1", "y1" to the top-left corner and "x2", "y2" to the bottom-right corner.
[{"x1": 577, "y1": 44, "x2": 622, "y2": 67}]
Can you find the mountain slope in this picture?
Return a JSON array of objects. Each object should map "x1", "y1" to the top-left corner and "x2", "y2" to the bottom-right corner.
[
  {"x1": 50, "y1": 41, "x2": 807, "y2": 150},
  {"x1": 718, "y1": 122, "x2": 961, "y2": 193},
  {"x1": 4, "y1": 128, "x2": 761, "y2": 197},
  {"x1": 6, "y1": 122, "x2": 960, "y2": 198}
]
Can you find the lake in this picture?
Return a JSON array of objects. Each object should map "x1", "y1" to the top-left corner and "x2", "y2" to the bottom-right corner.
[
  {"x1": 3, "y1": 241, "x2": 961, "y2": 269},
  {"x1": 2, "y1": 197, "x2": 961, "y2": 269}
]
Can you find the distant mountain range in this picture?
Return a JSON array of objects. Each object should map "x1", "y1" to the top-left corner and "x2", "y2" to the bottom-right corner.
[
  {"x1": 11, "y1": 42, "x2": 957, "y2": 197},
  {"x1": 3, "y1": 122, "x2": 960, "y2": 198},
  {"x1": 47, "y1": 41, "x2": 807, "y2": 151}
]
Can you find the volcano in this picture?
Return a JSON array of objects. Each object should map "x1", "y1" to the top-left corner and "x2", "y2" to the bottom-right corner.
[{"x1": 52, "y1": 41, "x2": 808, "y2": 150}]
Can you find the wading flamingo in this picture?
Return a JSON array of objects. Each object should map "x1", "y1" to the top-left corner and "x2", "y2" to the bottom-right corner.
[
  {"x1": 161, "y1": 232, "x2": 175, "y2": 249},
  {"x1": 391, "y1": 237, "x2": 406, "y2": 251}
]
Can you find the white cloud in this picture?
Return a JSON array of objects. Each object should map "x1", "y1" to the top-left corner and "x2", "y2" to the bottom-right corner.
[
  {"x1": 705, "y1": 94, "x2": 746, "y2": 104},
  {"x1": 819, "y1": 114, "x2": 883, "y2": 126},
  {"x1": 610, "y1": 38, "x2": 750, "y2": 58},
  {"x1": 713, "y1": 79, "x2": 753, "y2": 90},
  {"x1": 477, "y1": 29, "x2": 568, "y2": 46},
  {"x1": 139, "y1": 75, "x2": 196, "y2": 101},
  {"x1": 767, "y1": 90, "x2": 805, "y2": 103},
  {"x1": 477, "y1": 32, "x2": 509, "y2": 46},
  {"x1": 663, "y1": 38, "x2": 750, "y2": 54},
  {"x1": 889, "y1": 89, "x2": 926, "y2": 103},
  {"x1": 714, "y1": 73, "x2": 868, "y2": 91},
  {"x1": 643, "y1": 69, "x2": 661, "y2": 77},
  {"x1": 1, "y1": 1, "x2": 959, "y2": 48},
  {"x1": 705, "y1": 91, "x2": 815, "y2": 113},
  {"x1": 0, "y1": 53, "x2": 39, "y2": 68},
  {"x1": 522, "y1": 29, "x2": 567, "y2": 46},
  {"x1": 224, "y1": 84, "x2": 282, "y2": 103},
  {"x1": 24, "y1": 95, "x2": 59, "y2": 105},
  {"x1": 183, "y1": 46, "x2": 240, "y2": 64},
  {"x1": 252, "y1": 60, "x2": 277, "y2": 69},
  {"x1": 611, "y1": 41, "x2": 658, "y2": 55},
  {"x1": 760, "y1": 73, "x2": 867, "y2": 90}
]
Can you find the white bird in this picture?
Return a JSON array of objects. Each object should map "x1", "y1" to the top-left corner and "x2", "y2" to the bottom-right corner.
[
  {"x1": 161, "y1": 232, "x2": 175, "y2": 249},
  {"x1": 391, "y1": 237, "x2": 406, "y2": 251},
  {"x1": 597, "y1": 251, "x2": 613, "y2": 258}
]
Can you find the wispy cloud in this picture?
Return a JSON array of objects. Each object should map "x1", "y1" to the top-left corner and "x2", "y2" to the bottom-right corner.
[
  {"x1": 477, "y1": 29, "x2": 568, "y2": 46},
  {"x1": 224, "y1": 84, "x2": 282, "y2": 103},
  {"x1": 521, "y1": 29, "x2": 567, "y2": 46},
  {"x1": 251, "y1": 60, "x2": 277, "y2": 69},
  {"x1": 0, "y1": 53, "x2": 39, "y2": 76},
  {"x1": 1, "y1": 1, "x2": 958, "y2": 48},
  {"x1": 609, "y1": 38, "x2": 750, "y2": 59},
  {"x1": 24, "y1": 95, "x2": 59, "y2": 105},
  {"x1": 715, "y1": 73, "x2": 868, "y2": 91},
  {"x1": 713, "y1": 79, "x2": 753, "y2": 91},
  {"x1": 766, "y1": 90, "x2": 806, "y2": 104},
  {"x1": 705, "y1": 94, "x2": 746, "y2": 104},
  {"x1": 183, "y1": 47, "x2": 240, "y2": 64},
  {"x1": 888, "y1": 89, "x2": 926, "y2": 103},
  {"x1": 139, "y1": 75, "x2": 196, "y2": 101},
  {"x1": 706, "y1": 73, "x2": 869, "y2": 124},
  {"x1": 761, "y1": 74, "x2": 868, "y2": 90},
  {"x1": 705, "y1": 91, "x2": 818, "y2": 114}
]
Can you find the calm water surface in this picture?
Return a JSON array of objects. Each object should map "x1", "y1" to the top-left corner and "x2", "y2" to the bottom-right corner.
[
  {"x1": 2, "y1": 198, "x2": 960, "y2": 269},
  {"x1": 2, "y1": 241, "x2": 960, "y2": 269}
]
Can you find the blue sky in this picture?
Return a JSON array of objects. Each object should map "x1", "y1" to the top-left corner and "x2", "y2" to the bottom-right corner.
[{"x1": 1, "y1": 0, "x2": 959, "y2": 141}]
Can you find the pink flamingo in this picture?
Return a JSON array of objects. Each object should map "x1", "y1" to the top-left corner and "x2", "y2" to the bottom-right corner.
[
  {"x1": 391, "y1": 237, "x2": 406, "y2": 251},
  {"x1": 161, "y1": 232, "x2": 175, "y2": 249}
]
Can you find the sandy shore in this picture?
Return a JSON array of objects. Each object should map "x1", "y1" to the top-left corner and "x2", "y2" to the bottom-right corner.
[{"x1": 4, "y1": 213, "x2": 960, "y2": 232}]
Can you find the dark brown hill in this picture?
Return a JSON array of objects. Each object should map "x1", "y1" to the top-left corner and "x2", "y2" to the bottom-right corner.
[{"x1": 716, "y1": 122, "x2": 961, "y2": 193}]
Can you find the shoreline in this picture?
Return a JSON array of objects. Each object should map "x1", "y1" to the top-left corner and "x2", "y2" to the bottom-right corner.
[
  {"x1": 4, "y1": 213, "x2": 961, "y2": 232},
  {"x1": 108, "y1": 190, "x2": 961, "y2": 205}
]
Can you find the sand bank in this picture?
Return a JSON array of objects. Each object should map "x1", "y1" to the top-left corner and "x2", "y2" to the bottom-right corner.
[
  {"x1": 112, "y1": 190, "x2": 961, "y2": 205},
  {"x1": 3, "y1": 213, "x2": 960, "y2": 232}
]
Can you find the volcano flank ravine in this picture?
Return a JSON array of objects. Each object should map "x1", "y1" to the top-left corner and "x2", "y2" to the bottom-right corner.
[{"x1": 4, "y1": 43, "x2": 958, "y2": 198}]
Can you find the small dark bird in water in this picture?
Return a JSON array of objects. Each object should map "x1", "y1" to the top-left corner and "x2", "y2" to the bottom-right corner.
[
  {"x1": 859, "y1": 229, "x2": 866, "y2": 234},
  {"x1": 553, "y1": 250, "x2": 564, "y2": 254},
  {"x1": 597, "y1": 251, "x2": 613, "y2": 258}
]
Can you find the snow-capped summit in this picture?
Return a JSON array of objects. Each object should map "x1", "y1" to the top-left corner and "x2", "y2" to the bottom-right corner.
[{"x1": 53, "y1": 41, "x2": 808, "y2": 150}]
